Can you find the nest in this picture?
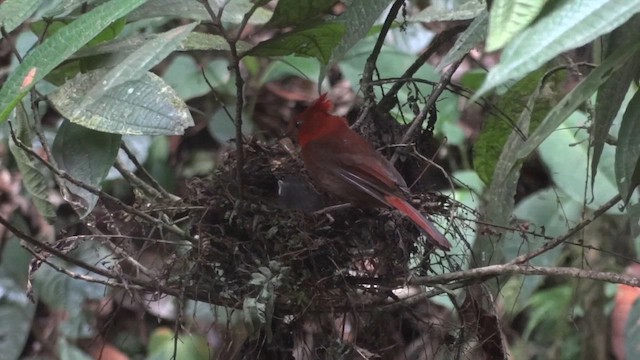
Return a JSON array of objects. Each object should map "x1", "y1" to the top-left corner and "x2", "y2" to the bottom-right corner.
[{"x1": 179, "y1": 138, "x2": 455, "y2": 312}]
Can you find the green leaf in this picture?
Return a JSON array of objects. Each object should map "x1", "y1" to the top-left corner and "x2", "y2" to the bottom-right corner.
[
  {"x1": 516, "y1": 38, "x2": 640, "y2": 161},
  {"x1": 57, "y1": 338, "x2": 93, "y2": 360},
  {"x1": 329, "y1": 0, "x2": 391, "y2": 63},
  {"x1": 208, "y1": 107, "x2": 254, "y2": 143},
  {"x1": 82, "y1": 22, "x2": 198, "y2": 104},
  {"x1": 49, "y1": 69, "x2": 194, "y2": 135},
  {"x1": 128, "y1": 0, "x2": 272, "y2": 24},
  {"x1": 626, "y1": 298, "x2": 640, "y2": 359},
  {"x1": 474, "y1": 68, "x2": 556, "y2": 184},
  {"x1": 8, "y1": 105, "x2": 56, "y2": 219},
  {"x1": 615, "y1": 90, "x2": 640, "y2": 203},
  {"x1": 411, "y1": 0, "x2": 485, "y2": 22},
  {"x1": 0, "y1": 0, "x2": 43, "y2": 36},
  {"x1": 246, "y1": 22, "x2": 345, "y2": 64},
  {"x1": 340, "y1": 37, "x2": 459, "y2": 129},
  {"x1": 592, "y1": 15, "x2": 640, "y2": 188},
  {"x1": 0, "y1": 0, "x2": 149, "y2": 123},
  {"x1": 475, "y1": 0, "x2": 640, "y2": 98},
  {"x1": 486, "y1": 0, "x2": 547, "y2": 51},
  {"x1": 501, "y1": 189, "x2": 582, "y2": 313},
  {"x1": 268, "y1": 0, "x2": 338, "y2": 27},
  {"x1": 40, "y1": 0, "x2": 104, "y2": 17},
  {"x1": 52, "y1": 121, "x2": 121, "y2": 218},
  {"x1": 179, "y1": 32, "x2": 251, "y2": 52},
  {"x1": 163, "y1": 55, "x2": 230, "y2": 100},
  {"x1": 34, "y1": 241, "x2": 113, "y2": 339},
  {"x1": 540, "y1": 112, "x2": 623, "y2": 214},
  {"x1": 0, "y1": 224, "x2": 36, "y2": 360},
  {"x1": 73, "y1": 32, "x2": 249, "y2": 59},
  {"x1": 437, "y1": 10, "x2": 488, "y2": 72},
  {"x1": 260, "y1": 55, "x2": 321, "y2": 84},
  {"x1": 523, "y1": 285, "x2": 573, "y2": 340},
  {"x1": 147, "y1": 328, "x2": 210, "y2": 360}
]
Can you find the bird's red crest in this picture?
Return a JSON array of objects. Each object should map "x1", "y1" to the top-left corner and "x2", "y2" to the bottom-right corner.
[{"x1": 311, "y1": 93, "x2": 333, "y2": 112}]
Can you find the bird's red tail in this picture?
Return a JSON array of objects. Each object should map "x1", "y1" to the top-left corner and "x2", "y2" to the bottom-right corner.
[{"x1": 384, "y1": 195, "x2": 452, "y2": 251}]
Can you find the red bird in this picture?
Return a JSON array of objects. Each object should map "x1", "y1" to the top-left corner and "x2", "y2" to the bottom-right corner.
[{"x1": 293, "y1": 94, "x2": 451, "y2": 251}]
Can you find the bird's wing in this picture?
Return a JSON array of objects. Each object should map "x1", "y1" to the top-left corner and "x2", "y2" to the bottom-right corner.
[{"x1": 303, "y1": 133, "x2": 408, "y2": 199}]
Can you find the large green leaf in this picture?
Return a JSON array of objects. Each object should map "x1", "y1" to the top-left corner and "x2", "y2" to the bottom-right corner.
[
  {"x1": 0, "y1": 0, "x2": 43, "y2": 36},
  {"x1": 267, "y1": 0, "x2": 338, "y2": 27},
  {"x1": 147, "y1": 328, "x2": 209, "y2": 360},
  {"x1": 474, "y1": 68, "x2": 557, "y2": 184},
  {"x1": 8, "y1": 105, "x2": 56, "y2": 219},
  {"x1": 72, "y1": 32, "x2": 250, "y2": 59},
  {"x1": 476, "y1": 0, "x2": 640, "y2": 98},
  {"x1": 40, "y1": 0, "x2": 104, "y2": 17},
  {"x1": 246, "y1": 22, "x2": 345, "y2": 64},
  {"x1": 49, "y1": 69, "x2": 194, "y2": 135},
  {"x1": 486, "y1": 0, "x2": 547, "y2": 51},
  {"x1": 163, "y1": 55, "x2": 230, "y2": 100},
  {"x1": 475, "y1": 75, "x2": 541, "y2": 266},
  {"x1": 436, "y1": 10, "x2": 488, "y2": 72},
  {"x1": 33, "y1": 241, "x2": 113, "y2": 339},
  {"x1": 52, "y1": 121, "x2": 121, "y2": 218},
  {"x1": 592, "y1": 15, "x2": 640, "y2": 188},
  {"x1": 516, "y1": 38, "x2": 640, "y2": 161},
  {"x1": 501, "y1": 189, "x2": 582, "y2": 313},
  {"x1": 615, "y1": 90, "x2": 640, "y2": 203},
  {"x1": 82, "y1": 22, "x2": 198, "y2": 104},
  {"x1": 539, "y1": 112, "x2": 623, "y2": 214},
  {"x1": 411, "y1": 0, "x2": 485, "y2": 22},
  {"x1": 0, "y1": 224, "x2": 36, "y2": 360},
  {"x1": 127, "y1": 0, "x2": 272, "y2": 24},
  {"x1": 0, "y1": 0, "x2": 149, "y2": 123},
  {"x1": 329, "y1": 0, "x2": 391, "y2": 63}
]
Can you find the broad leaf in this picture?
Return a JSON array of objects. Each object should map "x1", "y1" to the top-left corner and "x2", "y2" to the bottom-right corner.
[
  {"x1": 486, "y1": 0, "x2": 547, "y2": 51},
  {"x1": 246, "y1": 22, "x2": 345, "y2": 64},
  {"x1": 127, "y1": 0, "x2": 272, "y2": 24},
  {"x1": 40, "y1": 0, "x2": 104, "y2": 17},
  {"x1": 501, "y1": 189, "x2": 582, "y2": 313},
  {"x1": 329, "y1": 0, "x2": 392, "y2": 63},
  {"x1": 615, "y1": 90, "x2": 640, "y2": 203},
  {"x1": 82, "y1": 22, "x2": 198, "y2": 104},
  {"x1": 411, "y1": 0, "x2": 485, "y2": 22},
  {"x1": 474, "y1": 68, "x2": 558, "y2": 184},
  {"x1": 49, "y1": 69, "x2": 194, "y2": 135},
  {"x1": 73, "y1": 32, "x2": 250, "y2": 59},
  {"x1": 0, "y1": 227, "x2": 36, "y2": 360},
  {"x1": 0, "y1": 0, "x2": 149, "y2": 123},
  {"x1": 592, "y1": 15, "x2": 640, "y2": 188},
  {"x1": 163, "y1": 55, "x2": 231, "y2": 100},
  {"x1": 476, "y1": 0, "x2": 640, "y2": 98},
  {"x1": 540, "y1": 112, "x2": 623, "y2": 214},
  {"x1": 437, "y1": 10, "x2": 488, "y2": 72},
  {"x1": 268, "y1": 0, "x2": 338, "y2": 27},
  {"x1": 0, "y1": 0, "x2": 43, "y2": 36},
  {"x1": 516, "y1": 38, "x2": 640, "y2": 161},
  {"x1": 33, "y1": 241, "x2": 113, "y2": 339},
  {"x1": 52, "y1": 121, "x2": 121, "y2": 217},
  {"x1": 8, "y1": 105, "x2": 56, "y2": 219}
]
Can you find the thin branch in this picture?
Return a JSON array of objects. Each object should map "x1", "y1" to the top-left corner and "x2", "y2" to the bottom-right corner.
[
  {"x1": 359, "y1": 0, "x2": 405, "y2": 115},
  {"x1": 7, "y1": 123, "x2": 202, "y2": 247},
  {"x1": 376, "y1": 25, "x2": 466, "y2": 114},
  {"x1": 390, "y1": 57, "x2": 465, "y2": 164},
  {"x1": 507, "y1": 194, "x2": 622, "y2": 265},
  {"x1": 120, "y1": 142, "x2": 180, "y2": 201},
  {"x1": 200, "y1": 0, "x2": 259, "y2": 196}
]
